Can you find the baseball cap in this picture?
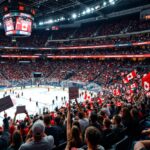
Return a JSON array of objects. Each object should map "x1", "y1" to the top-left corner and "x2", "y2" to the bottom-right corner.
[{"x1": 32, "y1": 120, "x2": 45, "y2": 136}]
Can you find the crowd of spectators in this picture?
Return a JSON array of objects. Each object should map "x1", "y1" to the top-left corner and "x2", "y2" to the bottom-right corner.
[
  {"x1": 0, "y1": 15, "x2": 150, "y2": 48},
  {"x1": 0, "y1": 13, "x2": 150, "y2": 150},
  {"x1": 49, "y1": 16, "x2": 150, "y2": 40},
  {"x1": 0, "y1": 59, "x2": 149, "y2": 86},
  {"x1": 47, "y1": 32, "x2": 150, "y2": 47},
  {"x1": 0, "y1": 76, "x2": 150, "y2": 150}
]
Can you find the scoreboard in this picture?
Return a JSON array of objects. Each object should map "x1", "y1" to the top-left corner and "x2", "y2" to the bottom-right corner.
[
  {"x1": 2, "y1": 1, "x2": 35, "y2": 37},
  {"x1": 16, "y1": 17, "x2": 32, "y2": 32},
  {"x1": 3, "y1": 12, "x2": 33, "y2": 36}
]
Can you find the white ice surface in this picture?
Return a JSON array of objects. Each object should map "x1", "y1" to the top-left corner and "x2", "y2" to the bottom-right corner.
[{"x1": 0, "y1": 86, "x2": 96, "y2": 125}]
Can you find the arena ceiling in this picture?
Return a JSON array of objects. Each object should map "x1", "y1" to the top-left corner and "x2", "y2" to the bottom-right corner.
[{"x1": 0, "y1": 0, "x2": 149, "y2": 23}]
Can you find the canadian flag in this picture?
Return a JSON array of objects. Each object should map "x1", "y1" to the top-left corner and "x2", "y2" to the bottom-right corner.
[
  {"x1": 144, "y1": 81, "x2": 150, "y2": 91},
  {"x1": 116, "y1": 101, "x2": 122, "y2": 107},
  {"x1": 123, "y1": 77, "x2": 129, "y2": 84},
  {"x1": 146, "y1": 92, "x2": 150, "y2": 97},
  {"x1": 126, "y1": 70, "x2": 137, "y2": 81},
  {"x1": 130, "y1": 83, "x2": 137, "y2": 89},
  {"x1": 113, "y1": 89, "x2": 121, "y2": 96},
  {"x1": 98, "y1": 97, "x2": 104, "y2": 105},
  {"x1": 142, "y1": 73, "x2": 150, "y2": 91},
  {"x1": 22, "y1": 22, "x2": 28, "y2": 31},
  {"x1": 127, "y1": 89, "x2": 134, "y2": 95}
]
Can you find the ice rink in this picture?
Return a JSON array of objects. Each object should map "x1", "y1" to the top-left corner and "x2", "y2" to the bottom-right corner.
[{"x1": 0, "y1": 86, "x2": 96, "y2": 125}]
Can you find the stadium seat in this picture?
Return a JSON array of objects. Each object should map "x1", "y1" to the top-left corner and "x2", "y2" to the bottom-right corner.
[
  {"x1": 111, "y1": 136, "x2": 129, "y2": 150},
  {"x1": 102, "y1": 132, "x2": 116, "y2": 149},
  {"x1": 52, "y1": 142, "x2": 67, "y2": 150}
]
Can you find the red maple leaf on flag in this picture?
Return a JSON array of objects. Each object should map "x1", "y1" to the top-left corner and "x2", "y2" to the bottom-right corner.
[
  {"x1": 113, "y1": 89, "x2": 121, "y2": 96},
  {"x1": 126, "y1": 70, "x2": 137, "y2": 81},
  {"x1": 130, "y1": 83, "x2": 137, "y2": 89},
  {"x1": 123, "y1": 77, "x2": 129, "y2": 84},
  {"x1": 142, "y1": 73, "x2": 150, "y2": 91},
  {"x1": 127, "y1": 89, "x2": 134, "y2": 95}
]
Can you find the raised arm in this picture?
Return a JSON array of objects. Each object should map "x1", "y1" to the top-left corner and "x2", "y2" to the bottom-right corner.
[
  {"x1": 66, "y1": 100, "x2": 71, "y2": 142},
  {"x1": 13, "y1": 111, "x2": 17, "y2": 125},
  {"x1": 25, "y1": 109, "x2": 32, "y2": 124},
  {"x1": 75, "y1": 98, "x2": 83, "y2": 113}
]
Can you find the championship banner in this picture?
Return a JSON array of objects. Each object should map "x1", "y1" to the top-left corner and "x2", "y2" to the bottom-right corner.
[{"x1": 0, "y1": 96, "x2": 14, "y2": 112}]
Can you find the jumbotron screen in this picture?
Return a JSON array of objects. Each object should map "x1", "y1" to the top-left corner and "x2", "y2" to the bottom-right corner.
[{"x1": 3, "y1": 12, "x2": 33, "y2": 36}]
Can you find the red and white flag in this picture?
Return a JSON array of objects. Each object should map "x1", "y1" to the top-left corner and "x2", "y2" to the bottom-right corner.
[
  {"x1": 116, "y1": 101, "x2": 122, "y2": 107},
  {"x1": 127, "y1": 70, "x2": 137, "y2": 81},
  {"x1": 144, "y1": 82, "x2": 150, "y2": 91},
  {"x1": 127, "y1": 89, "x2": 134, "y2": 95},
  {"x1": 130, "y1": 83, "x2": 137, "y2": 89},
  {"x1": 98, "y1": 97, "x2": 104, "y2": 105},
  {"x1": 123, "y1": 77, "x2": 129, "y2": 84},
  {"x1": 113, "y1": 89, "x2": 121, "y2": 96},
  {"x1": 22, "y1": 22, "x2": 28, "y2": 31},
  {"x1": 146, "y1": 92, "x2": 150, "y2": 97},
  {"x1": 142, "y1": 73, "x2": 150, "y2": 91}
]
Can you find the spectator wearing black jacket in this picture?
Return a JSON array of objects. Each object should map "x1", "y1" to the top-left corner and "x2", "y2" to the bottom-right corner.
[{"x1": 0, "y1": 114, "x2": 10, "y2": 150}]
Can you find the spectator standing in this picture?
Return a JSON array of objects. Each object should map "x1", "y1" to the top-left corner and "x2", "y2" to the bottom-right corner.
[{"x1": 19, "y1": 120, "x2": 54, "y2": 150}]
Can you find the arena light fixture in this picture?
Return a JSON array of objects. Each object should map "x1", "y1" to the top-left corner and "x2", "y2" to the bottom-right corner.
[
  {"x1": 109, "y1": 0, "x2": 115, "y2": 5},
  {"x1": 37, "y1": 0, "x2": 120, "y2": 25},
  {"x1": 103, "y1": 1, "x2": 107, "y2": 7},
  {"x1": 72, "y1": 13, "x2": 77, "y2": 19},
  {"x1": 82, "y1": 11, "x2": 86, "y2": 15},
  {"x1": 60, "y1": 17, "x2": 65, "y2": 21},
  {"x1": 91, "y1": 7, "x2": 94, "y2": 11},
  {"x1": 86, "y1": 8, "x2": 91, "y2": 13},
  {"x1": 95, "y1": 5, "x2": 100, "y2": 10},
  {"x1": 48, "y1": 19, "x2": 53, "y2": 24},
  {"x1": 39, "y1": 22, "x2": 43, "y2": 25}
]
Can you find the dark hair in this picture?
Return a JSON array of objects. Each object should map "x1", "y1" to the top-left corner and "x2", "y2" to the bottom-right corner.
[
  {"x1": 78, "y1": 112, "x2": 84, "y2": 119},
  {"x1": 100, "y1": 110, "x2": 106, "y2": 117},
  {"x1": 73, "y1": 121, "x2": 81, "y2": 132},
  {"x1": 70, "y1": 125, "x2": 82, "y2": 148},
  {"x1": 44, "y1": 114, "x2": 51, "y2": 126},
  {"x1": 97, "y1": 115, "x2": 104, "y2": 126},
  {"x1": 90, "y1": 112, "x2": 98, "y2": 123},
  {"x1": 55, "y1": 116, "x2": 61, "y2": 125},
  {"x1": 130, "y1": 108, "x2": 139, "y2": 119},
  {"x1": 114, "y1": 115, "x2": 121, "y2": 125},
  {"x1": 12, "y1": 130, "x2": 23, "y2": 149},
  {"x1": 121, "y1": 107, "x2": 131, "y2": 119},
  {"x1": 20, "y1": 122, "x2": 25, "y2": 129},
  {"x1": 85, "y1": 126, "x2": 102, "y2": 147},
  {"x1": 103, "y1": 118, "x2": 111, "y2": 128}
]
